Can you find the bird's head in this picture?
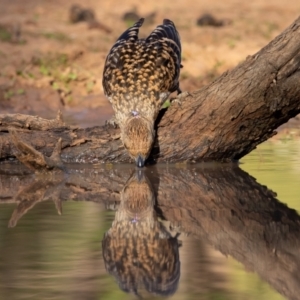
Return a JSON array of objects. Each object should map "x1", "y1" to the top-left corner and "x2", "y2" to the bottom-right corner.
[{"x1": 122, "y1": 116, "x2": 155, "y2": 167}]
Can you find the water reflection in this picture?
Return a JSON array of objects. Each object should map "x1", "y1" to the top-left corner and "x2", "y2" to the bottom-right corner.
[
  {"x1": 1, "y1": 163, "x2": 300, "y2": 299},
  {"x1": 102, "y1": 170, "x2": 180, "y2": 298}
]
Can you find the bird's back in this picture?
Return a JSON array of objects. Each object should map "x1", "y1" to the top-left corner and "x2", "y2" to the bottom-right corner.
[{"x1": 103, "y1": 18, "x2": 182, "y2": 121}]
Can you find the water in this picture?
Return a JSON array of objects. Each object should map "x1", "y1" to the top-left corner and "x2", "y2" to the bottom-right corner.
[{"x1": 0, "y1": 139, "x2": 300, "y2": 300}]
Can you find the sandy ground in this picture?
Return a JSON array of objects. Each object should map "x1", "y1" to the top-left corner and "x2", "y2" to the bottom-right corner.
[{"x1": 0, "y1": 0, "x2": 300, "y2": 128}]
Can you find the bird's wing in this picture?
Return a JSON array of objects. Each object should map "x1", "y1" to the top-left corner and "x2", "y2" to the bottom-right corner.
[
  {"x1": 145, "y1": 19, "x2": 182, "y2": 95},
  {"x1": 110, "y1": 18, "x2": 144, "y2": 52},
  {"x1": 102, "y1": 19, "x2": 182, "y2": 114},
  {"x1": 146, "y1": 19, "x2": 181, "y2": 65},
  {"x1": 102, "y1": 18, "x2": 144, "y2": 98}
]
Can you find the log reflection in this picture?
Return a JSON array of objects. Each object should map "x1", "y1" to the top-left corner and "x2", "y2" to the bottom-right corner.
[{"x1": 1, "y1": 164, "x2": 300, "y2": 299}]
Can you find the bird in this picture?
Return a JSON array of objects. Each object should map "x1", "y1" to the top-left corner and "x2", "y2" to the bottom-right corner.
[
  {"x1": 102, "y1": 170, "x2": 181, "y2": 297},
  {"x1": 102, "y1": 18, "x2": 183, "y2": 167}
]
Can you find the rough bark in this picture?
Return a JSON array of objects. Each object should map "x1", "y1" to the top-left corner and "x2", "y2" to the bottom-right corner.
[
  {"x1": 1, "y1": 16, "x2": 300, "y2": 164},
  {"x1": 1, "y1": 164, "x2": 300, "y2": 300}
]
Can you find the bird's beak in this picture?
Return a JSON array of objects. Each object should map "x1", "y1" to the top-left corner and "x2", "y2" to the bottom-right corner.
[
  {"x1": 136, "y1": 155, "x2": 145, "y2": 168},
  {"x1": 136, "y1": 169, "x2": 144, "y2": 182}
]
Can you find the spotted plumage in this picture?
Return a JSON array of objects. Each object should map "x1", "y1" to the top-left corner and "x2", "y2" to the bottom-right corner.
[
  {"x1": 102, "y1": 18, "x2": 182, "y2": 167},
  {"x1": 102, "y1": 171, "x2": 181, "y2": 297}
]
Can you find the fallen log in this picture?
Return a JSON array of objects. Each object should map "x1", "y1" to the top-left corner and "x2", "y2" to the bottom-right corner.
[{"x1": 1, "y1": 16, "x2": 300, "y2": 165}]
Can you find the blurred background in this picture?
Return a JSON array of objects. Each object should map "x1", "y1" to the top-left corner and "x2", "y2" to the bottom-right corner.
[{"x1": 0, "y1": 0, "x2": 299, "y2": 127}]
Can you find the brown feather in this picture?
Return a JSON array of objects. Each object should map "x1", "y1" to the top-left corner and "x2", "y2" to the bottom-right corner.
[{"x1": 102, "y1": 18, "x2": 182, "y2": 164}]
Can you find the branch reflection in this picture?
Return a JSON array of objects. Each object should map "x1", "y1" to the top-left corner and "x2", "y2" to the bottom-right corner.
[{"x1": 1, "y1": 164, "x2": 300, "y2": 300}]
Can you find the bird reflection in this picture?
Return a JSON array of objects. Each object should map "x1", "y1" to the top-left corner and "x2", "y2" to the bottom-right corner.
[{"x1": 102, "y1": 170, "x2": 181, "y2": 298}]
